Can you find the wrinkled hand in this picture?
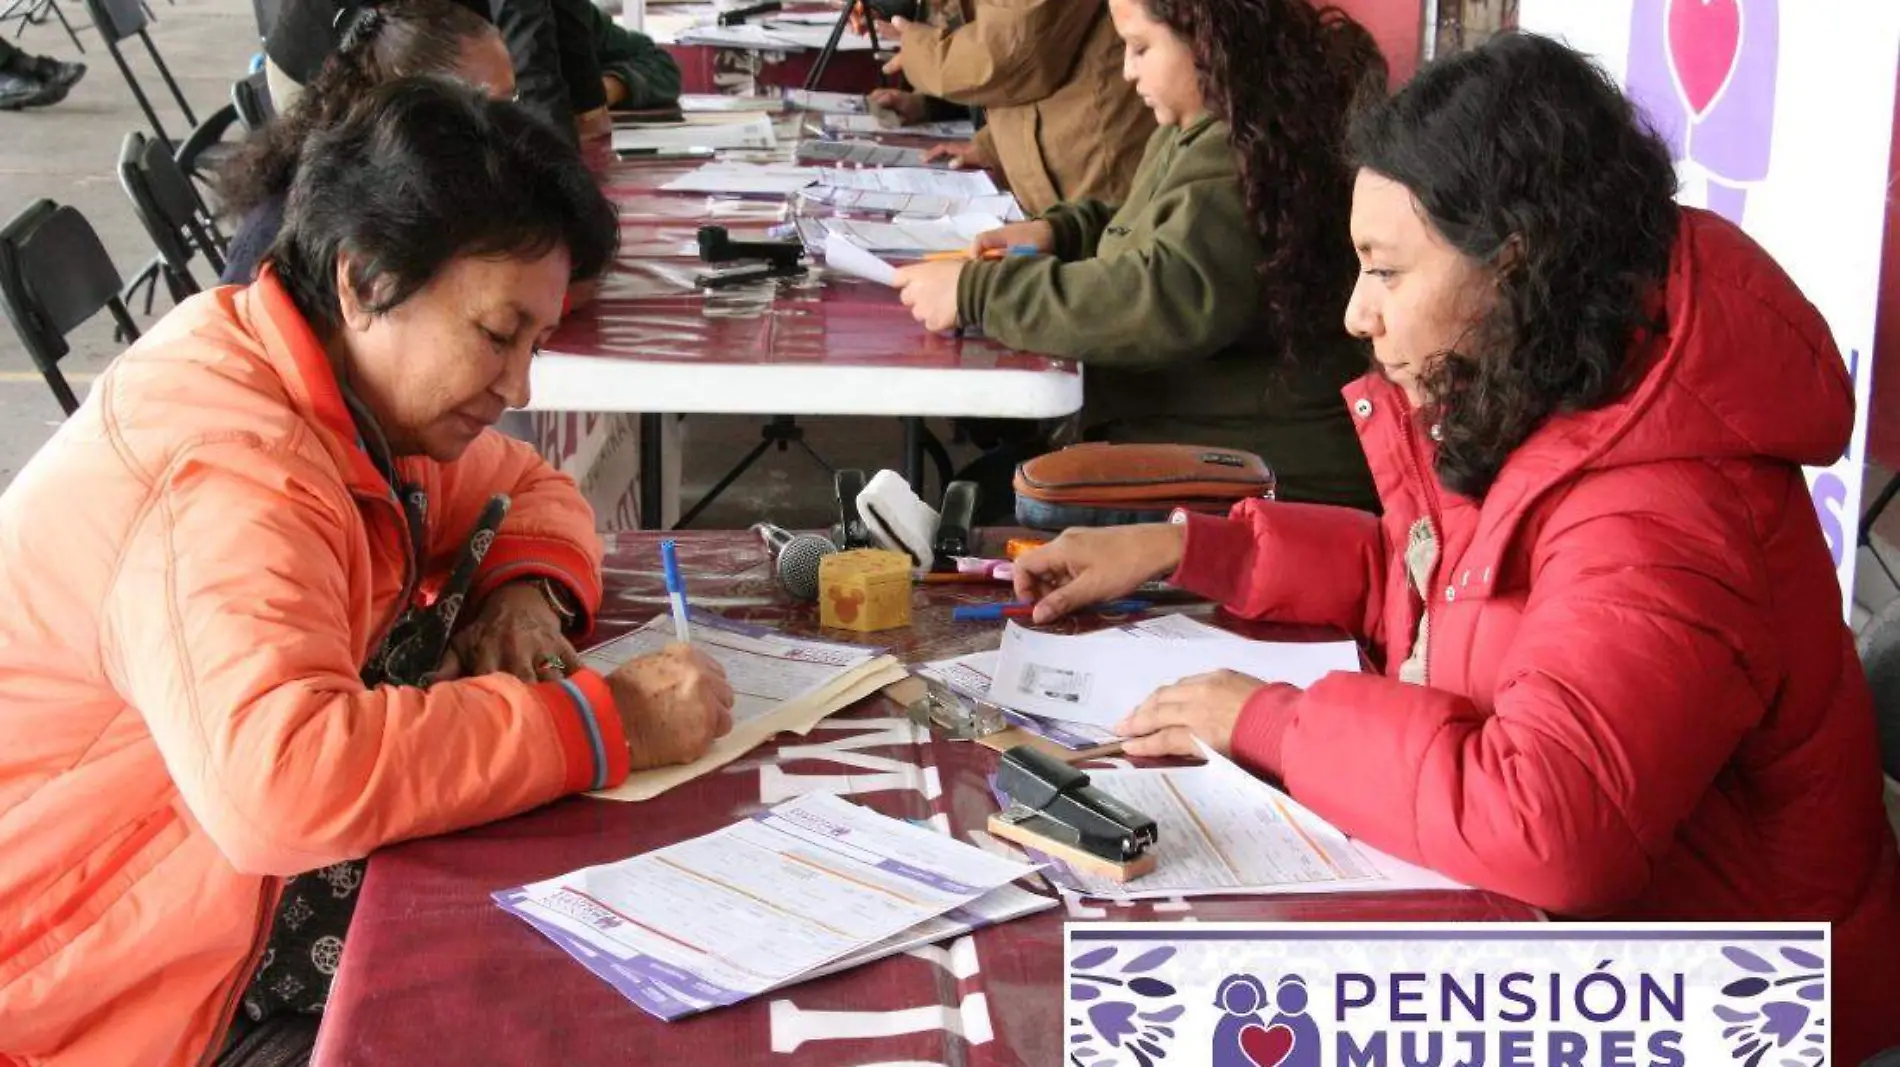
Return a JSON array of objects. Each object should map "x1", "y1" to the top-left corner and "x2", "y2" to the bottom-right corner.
[
  {"x1": 923, "y1": 140, "x2": 994, "y2": 171},
  {"x1": 607, "y1": 644, "x2": 735, "y2": 770},
  {"x1": 969, "y1": 219, "x2": 1054, "y2": 256},
  {"x1": 1116, "y1": 670, "x2": 1268, "y2": 758},
  {"x1": 868, "y1": 87, "x2": 929, "y2": 125},
  {"x1": 438, "y1": 581, "x2": 577, "y2": 683},
  {"x1": 891, "y1": 259, "x2": 965, "y2": 332},
  {"x1": 1012, "y1": 524, "x2": 1184, "y2": 624}
]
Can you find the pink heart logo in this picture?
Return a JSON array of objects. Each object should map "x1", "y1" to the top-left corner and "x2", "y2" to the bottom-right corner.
[
  {"x1": 1666, "y1": 0, "x2": 1743, "y2": 117},
  {"x1": 1239, "y1": 1023, "x2": 1296, "y2": 1067}
]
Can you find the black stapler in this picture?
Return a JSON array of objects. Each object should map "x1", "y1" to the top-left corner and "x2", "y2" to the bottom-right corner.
[
  {"x1": 988, "y1": 746, "x2": 1158, "y2": 882},
  {"x1": 695, "y1": 225, "x2": 807, "y2": 289}
]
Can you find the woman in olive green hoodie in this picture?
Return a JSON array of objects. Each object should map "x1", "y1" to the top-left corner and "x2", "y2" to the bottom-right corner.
[{"x1": 892, "y1": 0, "x2": 1385, "y2": 511}]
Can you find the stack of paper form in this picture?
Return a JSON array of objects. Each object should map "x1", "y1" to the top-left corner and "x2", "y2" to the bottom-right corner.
[
  {"x1": 916, "y1": 614, "x2": 1358, "y2": 751},
  {"x1": 660, "y1": 163, "x2": 820, "y2": 196},
  {"x1": 495, "y1": 793, "x2": 1049, "y2": 1019},
  {"x1": 813, "y1": 166, "x2": 1000, "y2": 198},
  {"x1": 611, "y1": 113, "x2": 777, "y2": 153},
  {"x1": 987, "y1": 618, "x2": 1360, "y2": 730},
  {"x1": 581, "y1": 614, "x2": 908, "y2": 801},
  {"x1": 1026, "y1": 741, "x2": 1465, "y2": 900}
]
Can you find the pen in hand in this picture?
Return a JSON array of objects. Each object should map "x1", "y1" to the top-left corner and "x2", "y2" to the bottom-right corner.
[{"x1": 661, "y1": 539, "x2": 693, "y2": 643}]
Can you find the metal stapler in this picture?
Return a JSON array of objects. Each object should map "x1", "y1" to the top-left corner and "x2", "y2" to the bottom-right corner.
[{"x1": 988, "y1": 746, "x2": 1158, "y2": 882}]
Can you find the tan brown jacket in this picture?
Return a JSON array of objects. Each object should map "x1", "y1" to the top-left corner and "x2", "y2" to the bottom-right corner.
[{"x1": 900, "y1": 0, "x2": 1154, "y2": 213}]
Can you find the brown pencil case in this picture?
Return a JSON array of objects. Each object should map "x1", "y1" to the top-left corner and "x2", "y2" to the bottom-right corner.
[{"x1": 1012, "y1": 443, "x2": 1276, "y2": 529}]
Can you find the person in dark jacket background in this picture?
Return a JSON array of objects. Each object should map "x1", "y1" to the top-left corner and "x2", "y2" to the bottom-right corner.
[
  {"x1": 264, "y1": 0, "x2": 608, "y2": 141},
  {"x1": 222, "y1": 0, "x2": 516, "y2": 285}
]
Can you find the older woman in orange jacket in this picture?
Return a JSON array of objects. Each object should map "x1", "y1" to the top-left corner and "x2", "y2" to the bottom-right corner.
[{"x1": 0, "y1": 78, "x2": 732, "y2": 1067}]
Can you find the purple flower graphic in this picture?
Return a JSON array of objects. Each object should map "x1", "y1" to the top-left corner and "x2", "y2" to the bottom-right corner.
[
  {"x1": 1714, "y1": 945, "x2": 1827, "y2": 1067},
  {"x1": 1069, "y1": 944, "x2": 1183, "y2": 1067}
]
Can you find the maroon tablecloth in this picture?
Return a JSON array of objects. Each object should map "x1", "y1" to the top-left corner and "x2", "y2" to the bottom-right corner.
[{"x1": 311, "y1": 532, "x2": 1538, "y2": 1066}]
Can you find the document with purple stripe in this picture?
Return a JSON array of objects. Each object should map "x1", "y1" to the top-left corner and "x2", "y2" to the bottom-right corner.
[{"x1": 494, "y1": 793, "x2": 1040, "y2": 1020}]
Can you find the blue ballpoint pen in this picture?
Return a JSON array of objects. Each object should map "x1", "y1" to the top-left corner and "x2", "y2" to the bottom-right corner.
[
  {"x1": 661, "y1": 539, "x2": 692, "y2": 643},
  {"x1": 951, "y1": 597, "x2": 1148, "y2": 622}
]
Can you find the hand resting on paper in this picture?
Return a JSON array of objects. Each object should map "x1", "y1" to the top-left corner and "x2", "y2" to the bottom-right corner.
[
  {"x1": 868, "y1": 87, "x2": 929, "y2": 125},
  {"x1": 1011, "y1": 524, "x2": 1186, "y2": 624},
  {"x1": 1115, "y1": 671, "x2": 1288, "y2": 758},
  {"x1": 607, "y1": 644, "x2": 736, "y2": 770},
  {"x1": 923, "y1": 140, "x2": 994, "y2": 171}
]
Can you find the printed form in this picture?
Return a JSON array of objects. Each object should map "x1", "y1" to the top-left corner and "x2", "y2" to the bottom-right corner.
[
  {"x1": 1038, "y1": 743, "x2": 1464, "y2": 900},
  {"x1": 988, "y1": 621, "x2": 1361, "y2": 729},
  {"x1": 495, "y1": 793, "x2": 1039, "y2": 1019}
]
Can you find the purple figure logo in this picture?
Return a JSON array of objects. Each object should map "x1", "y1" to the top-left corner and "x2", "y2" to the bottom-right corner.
[
  {"x1": 1625, "y1": 0, "x2": 1780, "y2": 224},
  {"x1": 1211, "y1": 973, "x2": 1322, "y2": 1067}
]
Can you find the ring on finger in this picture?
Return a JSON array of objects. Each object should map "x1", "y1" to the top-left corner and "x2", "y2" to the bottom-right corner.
[{"x1": 535, "y1": 654, "x2": 569, "y2": 677}]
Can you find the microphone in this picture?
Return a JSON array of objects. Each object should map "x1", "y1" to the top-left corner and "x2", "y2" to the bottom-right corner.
[{"x1": 753, "y1": 523, "x2": 838, "y2": 603}]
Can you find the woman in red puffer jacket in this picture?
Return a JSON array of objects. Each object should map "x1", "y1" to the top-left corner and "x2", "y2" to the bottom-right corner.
[{"x1": 1012, "y1": 32, "x2": 1900, "y2": 1066}]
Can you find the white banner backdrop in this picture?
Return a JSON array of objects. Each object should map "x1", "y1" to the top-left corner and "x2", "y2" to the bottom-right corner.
[{"x1": 1518, "y1": 0, "x2": 1900, "y2": 617}]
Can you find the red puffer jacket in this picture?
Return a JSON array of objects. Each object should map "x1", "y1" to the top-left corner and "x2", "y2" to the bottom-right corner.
[{"x1": 1172, "y1": 208, "x2": 1900, "y2": 1064}]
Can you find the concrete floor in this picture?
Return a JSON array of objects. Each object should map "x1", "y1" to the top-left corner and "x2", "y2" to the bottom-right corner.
[{"x1": 1, "y1": 0, "x2": 1896, "y2": 625}]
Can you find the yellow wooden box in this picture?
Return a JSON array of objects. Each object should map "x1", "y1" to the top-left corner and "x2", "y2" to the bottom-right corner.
[{"x1": 818, "y1": 549, "x2": 913, "y2": 632}]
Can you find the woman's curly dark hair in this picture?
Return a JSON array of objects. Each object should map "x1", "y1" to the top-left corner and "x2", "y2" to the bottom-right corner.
[
  {"x1": 1348, "y1": 32, "x2": 1680, "y2": 498},
  {"x1": 1143, "y1": 0, "x2": 1386, "y2": 361},
  {"x1": 217, "y1": 0, "x2": 496, "y2": 221}
]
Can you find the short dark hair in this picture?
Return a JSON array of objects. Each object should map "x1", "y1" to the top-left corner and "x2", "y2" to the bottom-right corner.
[
  {"x1": 219, "y1": 0, "x2": 496, "y2": 221},
  {"x1": 273, "y1": 75, "x2": 619, "y2": 335},
  {"x1": 1347, "y1": 32, "x2": 1680, "y2": 498}
]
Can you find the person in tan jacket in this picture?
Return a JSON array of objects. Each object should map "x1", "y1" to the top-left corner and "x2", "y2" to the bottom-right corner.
[
  {"x1": 877, "y1": 0, "x2": 1155, "y2": 213},
  {"x1": 0, "y1": 78, "x2": 732, "y2": 1067}
]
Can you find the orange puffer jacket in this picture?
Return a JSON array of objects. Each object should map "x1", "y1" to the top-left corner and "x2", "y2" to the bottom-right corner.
[{"x1": 0, "y1": 271, "x2": 629, "y2": 1066}]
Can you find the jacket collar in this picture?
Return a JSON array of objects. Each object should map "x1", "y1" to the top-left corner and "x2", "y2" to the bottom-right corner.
[{"x1": 235, "y1": 266, "x2": 395, "y2": 498}]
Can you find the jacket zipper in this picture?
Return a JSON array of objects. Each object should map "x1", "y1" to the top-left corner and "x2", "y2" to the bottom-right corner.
[
  {"x1": 1399, "y1": 407, "x2": 1445, "y2": 688},
  {"x1": 355, "y1": 486, "x2": 421, "y2": 659},
  {"x1": 196, "y1": 880, "x2": 281, "y2": 1067}
]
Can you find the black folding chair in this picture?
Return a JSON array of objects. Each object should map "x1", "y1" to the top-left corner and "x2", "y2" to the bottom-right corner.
[
  {"x1": 231, "y1": 70, "x2": 274, "y2": 132},
  {"x1": 118, "y1": 131, "x2": 227, "y2": 314},
  {"x1": 1, "y1": 0, "x2": 84, "y2": 52},
  {"x1": 82, "y1": 0, "x2": 196, "y2": 149},
  {"x1": 0, "y1": 200, "x2": 140, "y2": 416},
  {"x1": 174, "y1": 102, "x2": 242, "y2": 223}
]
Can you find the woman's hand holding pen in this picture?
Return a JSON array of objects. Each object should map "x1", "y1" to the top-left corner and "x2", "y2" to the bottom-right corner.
[
  {"x1": 608, "y1": 645, "x2": 735, "y2": 770},
  {"x1": 1011, "y1": 524, "x2": 1185, "y2": 624},
  {"x1": 970, "y1": 220, "x2": 1054, "y2": 257}
]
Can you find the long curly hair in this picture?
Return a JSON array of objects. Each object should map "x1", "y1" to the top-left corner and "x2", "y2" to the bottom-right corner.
[
  {"x1": 1347, "y1": 32, "x2": 1680, "y2": 498},
  {"x1": 217, "y1": 0, "x2": 497, "y2": 221},
  {"x1": 1142, "y1": 0, "x2": 1386, "y2": 361}
]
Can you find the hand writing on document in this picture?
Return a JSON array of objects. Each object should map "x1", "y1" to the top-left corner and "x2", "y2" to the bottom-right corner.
[
  {"x1": 891, "y1": 259, "x2": 965, "y2": 332},
  {"x1": 1116, "y1": 671, "x2": 1278, "y2": 758},
  {"x1": 969, "y1": 220, "x2": 1053, "y2": 256},
  {"x1": 608, "y1": 644, "x2": 735, "y2": 770},
  {"x1": 1011, "y1": 524, "x2": 1185, "y2": 624}
]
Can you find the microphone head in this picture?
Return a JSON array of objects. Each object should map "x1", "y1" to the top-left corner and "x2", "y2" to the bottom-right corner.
[{"x1": 775, "y1": 533, "x2": 837, "y2": 602}]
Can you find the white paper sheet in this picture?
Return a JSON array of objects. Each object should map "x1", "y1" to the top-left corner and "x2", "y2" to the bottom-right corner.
[
  {"x1": 612, "y1": 113, "x2": 776, "y2": 152},
  {"x1": 988, "y1": 621, "x2": 1361, "y2": 729},
  {"x1": 814, "y1": 166, "x2": 1000, "y2": 198},
  {"x1": 494, "y1": 793, "x2": 1039, "y2": 1019},
  {"x1": 678, "y1": 93, "x2": 784, "y2": 112},
  {"x1": 826, "y1": 113, "x2": 977, "y2": 140},
  {"x1": 1037, "y1": 742, "x2": 1465, "y2": 900},
  {"x1": 660, "y1": 163, "x2": 820, "y2": 196},
  {"x1": 796, "y1": 139, "x2": 931, "y2": 168},
  {"x1": 821, "y1": 230, "x2": 898, "y2": 285}
]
